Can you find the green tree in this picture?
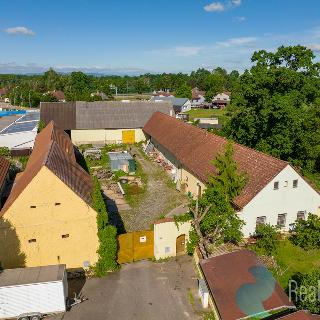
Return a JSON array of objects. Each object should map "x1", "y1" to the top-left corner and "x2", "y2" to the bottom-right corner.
[
  {"x1": 175, "y1": 83, "x2": 192, "y2": 99},
  {"x1": 188, "y1": 141, "x2": 246, "y2": 257},
  {"x1": 291, "y1": 214, "x2": 320, "y2": 250},
  {"x1": 224, "y1": 45, "x2": 320, "y2": 186},
  {"x1": 254, "y1": 223, "x2": 280, "y2": 256}
]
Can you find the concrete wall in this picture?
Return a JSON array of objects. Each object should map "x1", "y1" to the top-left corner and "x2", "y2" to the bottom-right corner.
[
  {"x1": 154, "y1": 220, "x2": 192, "y2": 260},
  {"x1": 240, "y1": 165, "x2": 320, "y2": 237},
  {"x1": 0, "y1": 166, "x2": 99, "y2": 269},
  {"x1": 71, "y1": 128, "x2": 146, "y2": 145}
]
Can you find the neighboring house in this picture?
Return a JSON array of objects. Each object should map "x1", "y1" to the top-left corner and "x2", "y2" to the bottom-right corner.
[
  {"x1": 212, "y1": 92, "x2": 230, "y2": 108},
  {"x1": 152, "y1": 90, "x2": 174, "y2": 97},
  {"x1": 0, "y1": 156, "x2": 10, "y2": 207},
  {"x1": 0, "y1": 121, "x2": 99, "y2": 269},
  {"x1": 191, "y1": 87, "x2": 206, "y2": 105},
  {"x1": 50, "y1": 90, "x2": 65, "y2": 102},
  {"x1": 0, "y1": 88, "x2": 8, "y2": 100},
  {"x1": 40, "y1": 101, "x2": 174, "y2": 145},
  {"x1": 90, "y1": 91, "x2": 108, "y2": 100},
  {"x1": 143, "y1": 112, "x2": 320, "y2": 237},
  {"x1": 0, "y1": 111, "x2": 39, "y2": 154},
  {"x1": 150, "y1": 96, "x2": 191, "y2": 114},
  {"x1": 199, "y1": 250, "x2": 295, "y2": 319}
]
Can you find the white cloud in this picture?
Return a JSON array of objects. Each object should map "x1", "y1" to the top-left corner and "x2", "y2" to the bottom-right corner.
[
  {"x1": 5, "y1": 26, "x2": 35, "y2": 36},
  {"x1": 307, "y1": 44, "x2": 320, "y2": 52},
  {"x1": 173, "y1": 46, "x2": 203, "y2": 57},
  {"x1": 232, "y1": 0, "x2": 241, "y2": 6},
  {"x1": 204, "y1": 2, "x2": 225, "y2": 12},
  {"x1": 217, "y1": 37, "x2": 257, "y2": 47},
  {"x1": 236, "y1": 16, "x2": 246, "y2": 22}
]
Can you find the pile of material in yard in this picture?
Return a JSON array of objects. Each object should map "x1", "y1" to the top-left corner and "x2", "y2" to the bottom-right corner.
[
  {"x1": 92, "y1": 168, "x2": 113, "y2": 180},
  {"x1": 83, "y1": 147, "x2": 102, "y2": 160}
]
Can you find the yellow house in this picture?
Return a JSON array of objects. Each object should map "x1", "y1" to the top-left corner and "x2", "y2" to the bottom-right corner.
[{"x1": 0, "y1": 121, "x2": 99, "y2": 269}]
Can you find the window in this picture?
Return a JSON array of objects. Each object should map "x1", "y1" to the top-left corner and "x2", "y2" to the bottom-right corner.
[
  {"x1": 30, "y1": 205, "x2": 36, "y2": 208},
  {"x1": 256, "y1": 216, "x2": 266, "y2": 228},
  {"x1": 284, "y1": 181, "x2": 288, "y2": 187},
  {"x1": 62, "y1": 234, "x2": 69, "y2": 239},
  {"x1": 293, "y1": 180, "x2": 298, "y2": 188},
  {"x1": 55, "y1": 202, "x2": 61, "y2": 206},
  {"x1": 274, "y1": 181, "x2": 279, "y2": 190},
  {"x1": 28, "y1": 239, "x2": 36, "y2": 243},
  {"x1": 277, "y1": 214, "x2": 287, "y2": 227},
  {"x1": 297, "y1": 211, "x2": 306, "y2": 221}
]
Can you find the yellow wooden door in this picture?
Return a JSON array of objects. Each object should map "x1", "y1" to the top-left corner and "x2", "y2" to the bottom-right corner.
[
  {"x1": 133, "y1": 230, "x2": 154, "y2": 261},
  {"x1": 117, "y1": 233, "x2": 134, "y2": 263},
  {"x1": 122, "y1": 130, "x2": 135, "y2": 144}
]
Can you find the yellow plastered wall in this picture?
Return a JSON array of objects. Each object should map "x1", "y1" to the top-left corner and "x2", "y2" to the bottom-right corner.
[
  {"x1": 0, "y1": 166, "x2": 99, "y2": 269},
  {"x1": 181, "y1": 168, "x2": 206, "y2": 197},
  {"x1": 71, "y1": 129, "x2": 146, "y2": 145},
  {"x1": 153, "y1": 221, "x2": 191, "y2": 260}
]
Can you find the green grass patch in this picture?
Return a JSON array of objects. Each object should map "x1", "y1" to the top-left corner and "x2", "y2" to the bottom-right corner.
[{"x1": 262, "y1": 240, "x2": 320, "y2": 289}]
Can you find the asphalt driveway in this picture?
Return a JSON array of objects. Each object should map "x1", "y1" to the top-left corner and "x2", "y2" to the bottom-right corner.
[{"x1": 51, "y1": 256, "x2": 204, "y2": 320}]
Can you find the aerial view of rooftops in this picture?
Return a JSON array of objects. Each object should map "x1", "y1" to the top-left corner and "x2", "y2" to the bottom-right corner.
[{"x1": 0, "y1": 1, "x2": 320, "y2": 319}]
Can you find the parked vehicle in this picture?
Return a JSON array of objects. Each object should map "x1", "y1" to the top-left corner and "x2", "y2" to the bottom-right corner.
[{"x1": 0, "y1": 265, "x2": 68, "y2": 320}]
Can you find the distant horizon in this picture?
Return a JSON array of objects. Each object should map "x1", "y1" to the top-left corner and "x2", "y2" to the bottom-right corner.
[{"x1": 1, "y1": 0, "x2": 320, "y2": 74}]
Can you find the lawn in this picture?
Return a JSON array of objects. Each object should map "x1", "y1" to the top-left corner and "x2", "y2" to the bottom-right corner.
[
  {"x1": 268, "y1": 240, "x2": 320, "y2": 289},
  {"x1": 185, "y1": 108, "x2": 229, "y2": 124}
]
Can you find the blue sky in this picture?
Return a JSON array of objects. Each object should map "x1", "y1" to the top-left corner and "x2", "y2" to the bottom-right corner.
[{"x1": 1, "y1": 0, "x2": 320, "y2": 74}]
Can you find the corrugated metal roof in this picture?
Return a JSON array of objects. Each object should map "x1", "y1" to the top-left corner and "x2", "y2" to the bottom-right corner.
[
  {"x1": 108, "y1": 152, "x2": 133, "y2": 161},
  {"x1": 40, "y1": 101, "x2": 174, "y2": 130},
  {"x1": 143, "y1": 112, "x2": 288, "y2": 209},
  {"x1": 150, "y1": 96, "x2": 188, "y2": 107},
  {"x1": 0, "y1": 265, "x2": 65, "y2": 287}
]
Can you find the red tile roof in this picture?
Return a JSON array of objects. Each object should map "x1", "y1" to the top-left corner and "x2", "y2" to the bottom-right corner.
[
  {"x1": 200, "y1": 250, "x2": 295, "y2": 320},
  {"x1": 143, "y1": 112, "x2": 287, "y2": 208},
  {"x1": 50, "y1": 90, "x2": 65, "y2": 101},
  {"x1": 280, "y1": 311, "x2": 320, "y2": 319},
  {"x1": 1, "y1": 121, "x2": 93, "y2": 216},
  {"x1": 0, "y1": 156, "x2": 10, "y2": 189}
]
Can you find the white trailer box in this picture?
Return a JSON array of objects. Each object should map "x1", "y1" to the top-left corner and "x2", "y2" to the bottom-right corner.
[{"x1": 0, "y1": 265, "x2": 68, "y2": 319}]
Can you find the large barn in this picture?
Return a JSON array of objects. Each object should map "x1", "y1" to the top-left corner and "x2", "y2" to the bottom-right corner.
[
  {"x1": 143, "y1": 112, "x2": 320, "y2": 237},
  {"x1": 40, "y1": 101, "x2": 174, "y2": 145}
]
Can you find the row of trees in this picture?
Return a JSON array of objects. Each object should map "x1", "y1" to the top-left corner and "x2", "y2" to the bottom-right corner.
[{"x1": 0, "y1": 67, "x2": 240, "y2": 107}]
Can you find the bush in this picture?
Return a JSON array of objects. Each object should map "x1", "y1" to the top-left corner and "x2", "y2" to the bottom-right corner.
[
  {"x1": 92, "y1": 177, "x2": 118, "y2": 276},
  {"x1": 291, "y1": 214, "x2": 320, "y2": 250},
  {"x1": 290, "y1": 270, "x2": 320, "y2": 314},
  {"x1": 186, "y1": 228, "x2": 199, "y2": 255},
  {"x1": 254, "y1": 223, "x2": 280, "y2": 256}
]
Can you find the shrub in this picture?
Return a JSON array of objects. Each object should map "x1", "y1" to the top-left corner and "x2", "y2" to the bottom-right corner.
[
  {"x1": 290, "y1": 270, "x2": 320, "y2": 314},
  {"x1": 92, "y1": 177, "x2": 118, "y2": 276},
  {"x1": 292, "y1": 214, "x2": 320, "y2": 250},
  {"x1": 254, "y1": 223, "x2": 280, "y2": 256},
  {"x1": 0, "y1": 147, "x2": 10, "y2": 157},
  {"x1": 186, "y1": 228, "x2": 199, "y2": 255}
]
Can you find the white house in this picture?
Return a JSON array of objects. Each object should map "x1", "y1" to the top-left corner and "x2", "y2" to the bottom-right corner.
[
  {"x1": 212, "y1": 92, "x2": 230, "y2": 108},
  {"x1": 143, "y1": 112, "x2": 320, "y2": 238},
  {"x1": 192, "y1": 87, "x2": 206, "y2": 105},
  {"x1": 150, "y1": 96, "x2": 191, "y2": 114}
]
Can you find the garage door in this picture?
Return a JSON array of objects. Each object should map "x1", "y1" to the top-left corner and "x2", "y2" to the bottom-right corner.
[{"x1": 122, "y1": 130, "x2": 135, "y2": 144}]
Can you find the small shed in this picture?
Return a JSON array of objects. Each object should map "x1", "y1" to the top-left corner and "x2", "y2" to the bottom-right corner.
[{"x1": 108, "y1": 152, "x2": 135, "y2": 173}]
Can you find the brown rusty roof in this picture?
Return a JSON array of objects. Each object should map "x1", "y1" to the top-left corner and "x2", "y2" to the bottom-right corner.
[
  {"x1": 280, "y1": 311, "x2": 320, "y2": 319},
  {"x1": 40, "y1": 101, "x2": 174, "y2": 130},
  {"x1": 50, "y1": 90, "x2": 65, "y2": 101},
  {"x1": 143, "y1": 112, "x2": 288, "y2": 208},
  {"x1": 200, "y1": 250, "x2": 294, "y2": 320},
  {"x1": 0, "y1": 156, "x2": 10, "y2": 189},
  {"x1": 1, "y1": 121, "x2": 93, "y2": 216}
]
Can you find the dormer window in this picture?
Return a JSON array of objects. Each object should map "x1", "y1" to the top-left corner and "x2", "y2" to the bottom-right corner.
[
  {"x1": 293, "y1": 180, "x2": 298, "y2": 188},
  {"x1": 274, "y1": 181, "x2": 279, "y2": 190}
]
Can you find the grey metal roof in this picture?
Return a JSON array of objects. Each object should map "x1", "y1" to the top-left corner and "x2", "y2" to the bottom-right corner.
[
  {"x1": 0, "y1": 115, "x2": 21, "y2": 131},
  {"x1": 1, "y1": 121, "x2": 38, "y2": 134},
  {"x1": 150, "y1": 96, "x2": 189, "y2": 107},
  {"x1": 108, "y1": 151, "x2": 133, "y2": 161},
  {"x1": 41, "y1": 101, "x2": 174, "y2": 130},
  {"x1": 0, "y1": 265, "x2": 65, "y2": 287},
  {"x1": 16, "y1": 112, "x2": 40, "y2": 122}
]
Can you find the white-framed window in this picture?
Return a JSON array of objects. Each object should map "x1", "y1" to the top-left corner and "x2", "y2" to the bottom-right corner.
[
  {"x1": 274, "y1": 181, "x2": 279, "y2": 190},
  {"x1": 256, "y1": 216, "x2": 267, "y2": 228},
  {"x1": 284, "y1": 181, "x2": 288, "y2": 187},
  {"x1": 277, "y1": 213, "x2": 287, "y2": 227},
  {"x1": 293, "y1": 180, "x2": 298, "y2": 188},
  {"x1": 297, "y1": 211, "x2": 306, "y2": 221}
]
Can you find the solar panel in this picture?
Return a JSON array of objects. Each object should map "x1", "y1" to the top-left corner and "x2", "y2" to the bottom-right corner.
[
  {"x1": 1, "y1": 121, "x2": 38, "y2": 134},
  {"x1": 16, "y1": 112, "x2": 40, "y2": 122}
]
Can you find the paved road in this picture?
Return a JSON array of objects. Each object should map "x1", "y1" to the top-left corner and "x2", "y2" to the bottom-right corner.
[{"x1": 50, "y1": 256, "x2": 203, "y2": 320}]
